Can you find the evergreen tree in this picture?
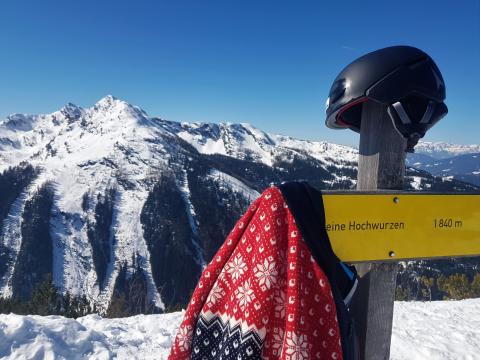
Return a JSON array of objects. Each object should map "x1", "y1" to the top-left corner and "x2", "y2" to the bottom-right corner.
[
  {"x1": 395, "y1": 286, "x2": 411, "y2": 301},
  {"x1": 106, "y1": 292, "x2": 130, "y2": 318},
  {"x1": 87, "y1": 187, "x2": 116, "y2": 288},
  {"x1": 0, "y1": 164, "x2": 38, "y2": 277},
  {"x1": 141, "y1": 175, "x2": 200, "y2": 309},
  {"x1": 419, "y1": 276, "x2": 435, "y2": 301},
  {"x1": 106, "y1": 259, "x2": 158, "y2": 317},
  {"x1": 28, "y1": 274, "x2": 60, "y2": 316},
  {"x1": 11, "y1": 183, "x2": 54, "y2": 300},
  {"x1": 438, "y1": 273, "x2": 477, "y2": 300},
  {"x1": 0, "y1": 275, "x2": 96, "y2": 318}
]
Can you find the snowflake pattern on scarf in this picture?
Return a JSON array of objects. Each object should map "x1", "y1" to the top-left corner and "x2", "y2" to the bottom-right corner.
[{"x1": 169, "y1": 186, "x2": 343, "y2": 360}]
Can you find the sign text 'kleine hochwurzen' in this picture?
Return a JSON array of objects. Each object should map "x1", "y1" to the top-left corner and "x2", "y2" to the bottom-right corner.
[
  {"x1": 321, "y1": 193, "x2": 479, "y2": 262},
  {"x1": 326, "y1": 220, "x2": 405, "y2": 232}
]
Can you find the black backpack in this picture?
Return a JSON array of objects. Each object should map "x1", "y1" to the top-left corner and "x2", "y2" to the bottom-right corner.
[{"x1": 278, "y1": 181, "x2": 359, "y2": 360}]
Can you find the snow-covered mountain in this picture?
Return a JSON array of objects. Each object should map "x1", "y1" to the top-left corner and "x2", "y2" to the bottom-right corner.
[
  {"x1": 407, "y1": 151, "x2": 480, "y2": 186},
  {"x1": 0, "y1": 96, "x2": 477, "y2": 311},
  {"x1": 407, "y1": 141, "x2": 480, "y2": 186},
  {"x1": 413, "y1": 141, "x2": 480, "y2": 159}
]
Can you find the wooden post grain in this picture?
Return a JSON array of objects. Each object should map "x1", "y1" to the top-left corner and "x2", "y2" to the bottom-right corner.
[{"x1": 353, "y1": 100, "x2": 406, "y2": 360}]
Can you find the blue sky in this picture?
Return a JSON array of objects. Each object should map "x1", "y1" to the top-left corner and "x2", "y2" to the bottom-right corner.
[{"x1": 0, "y1": 0, "x2": 478, "y2": 146}]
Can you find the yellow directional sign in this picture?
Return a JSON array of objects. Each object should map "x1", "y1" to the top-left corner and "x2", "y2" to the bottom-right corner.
[{"x1": 322, "y1": 193, "x2": 480, "y2": 262}]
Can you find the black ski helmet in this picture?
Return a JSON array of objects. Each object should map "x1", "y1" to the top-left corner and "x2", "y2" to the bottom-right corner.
[{"x1": 325, "y1": 45, "x2": 448, "y2": 151}]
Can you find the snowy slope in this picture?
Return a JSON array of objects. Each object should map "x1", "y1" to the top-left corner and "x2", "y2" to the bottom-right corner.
[
  {"x1": 157, "y1": 120, "x2": 358, "y2": 167},
  {"x1": 0, "y1": 96, "x2": 174, "y2": 311},
  {"x1": 0, "y1": 96, "x2": 361, "y2": 310},
  {"x1": 1, "y1": 299, "x2": 479, "y2": 359},
  {"x1": 0, "y1": 96, "x2": 478, "y2": 312}
]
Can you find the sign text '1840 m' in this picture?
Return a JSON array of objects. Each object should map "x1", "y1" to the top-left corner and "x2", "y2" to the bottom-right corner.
[{"x1": 433, "y1": 218, "x2": 463, "y2": 229}]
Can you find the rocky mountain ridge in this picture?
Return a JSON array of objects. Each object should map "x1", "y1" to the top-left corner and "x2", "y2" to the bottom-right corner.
[{"x1": 0, "y1": 96, "x2": 478, "y2": 310}]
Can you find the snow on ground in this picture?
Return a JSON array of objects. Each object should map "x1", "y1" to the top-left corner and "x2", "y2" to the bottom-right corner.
[
  {"x1": 1, "y1": 299, "x2": 480, "y2": 359},
  {"x1": 0, "y1": 314, "x2": 113, "y2": 360},
  {"x1": 77, "y1": 313, "x2": 183, "y2": 360},
  {"x1": 391, "y1": 299, "x2": 480, "y2": 360},
  {"x1": 0, "y1": 312, "x2": 184, "y2": 360}
]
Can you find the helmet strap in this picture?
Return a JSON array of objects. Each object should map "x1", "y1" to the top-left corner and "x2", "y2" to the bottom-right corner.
[
  {"x1": 391, "y1": 102, "x2": 412, "y2": 125},
  {"x1": 387, "y1": 100, "x2": 438, "y2": 152}
]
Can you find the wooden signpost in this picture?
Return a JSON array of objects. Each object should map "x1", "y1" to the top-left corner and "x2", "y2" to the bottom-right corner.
[
  {"x1": 331, "y1": 101, "x2": 480, "y2": 360},
  {"x1": 320, "y1": 45, "x2": 475, "y2": 359},
  {"x1": 352, "y1": 101, "x2": 405, "y2": 360}
]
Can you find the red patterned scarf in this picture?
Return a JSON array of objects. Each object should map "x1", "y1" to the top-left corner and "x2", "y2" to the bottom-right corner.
[{"x1": 169, "y1": 186, "x2": 343, "y2": 360}]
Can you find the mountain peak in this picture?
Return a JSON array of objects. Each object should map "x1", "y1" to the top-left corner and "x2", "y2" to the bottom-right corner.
[
  {"x1": 63, "y1": 102, "x2": 81, "y2": 109},
  {"x1": 60, "y1": 102, "x2": 84, "y2": 121},
  {"x1": 91, "y1": 95, "x2": 148, "y2": 121},
  {"x1": 94, "y1": 95, "x2": 121, "y2": 109}
]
